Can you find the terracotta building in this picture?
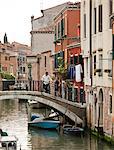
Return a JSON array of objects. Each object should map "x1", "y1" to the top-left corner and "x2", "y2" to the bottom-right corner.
[
  {"x1": 54, "y1": 2, "x2": 83, "y2": 102},
  {"x1": 0, "y1": 39, "x2": 31, "y2": 82}
]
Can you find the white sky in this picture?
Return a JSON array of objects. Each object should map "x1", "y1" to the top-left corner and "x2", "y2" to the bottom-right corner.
[{"x1": 0, "y1": 0, "x2": 79, "y2": 46}]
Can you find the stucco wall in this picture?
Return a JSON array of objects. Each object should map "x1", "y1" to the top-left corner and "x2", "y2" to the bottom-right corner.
[{"x1": 32, "y1": 33, "x2": 54, "y2": 54}]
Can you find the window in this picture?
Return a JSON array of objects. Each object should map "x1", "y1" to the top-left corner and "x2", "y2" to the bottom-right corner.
[
  {"x1": 5, "y1": 56, "x2": 7, "y2": 61},
  {"x1": 86, "y1": 58, "x2": 88, "y2": 75},
  {"x1": 2, "y1": 66, "x2": 7, "y2": 71},
  {"x1": 94, "y1": 55, "x2": 96, "y2": 75},
  {"x1": 99, "y1": 54, "x2": 103, "y2": 76},
  {"x1": 98, "y1": 5, "x2": 102, "y2": 32},
  {"x1": 108, "y1": 52, "x2": 112, "y2": 77},
  {"x1": 23, "y1": 57, "x2": 25, "y2": 62},
  {"x1": 58, "y1": 22, "x2": 60, "y2": 39},
  {"x1": 70, "y1": 56, "x2": 73, "y2": 64},
  {"x1": 20, "y1": 67, "x2": 22, "y2": 74},
  {"x1": 54, "y1": 26, "x2": 57, "y2": 41},
  {"x1": 79, "y1": 55, "x2": 83, "y2": 65},
  {"x1": 45, "y1": 56, "x2": 46, "y2": 67},
  {"x1": 109, "y1": 95, "x2": 112, "y2": 113},
  {"x1": 23, "y1": 67, "x2": 25, "y2": 73},
  {"x1": 74, "y1": 56, "x2": 78, "y2": 65},
  {"x1": 61, "y1": 19, "x2": 65, "y2": 37},
  {"x1": 94, "y1": 8, "x2": 97, "y2": 34},
  {"x1": 109, "y1": 0, "x2": 112, "y2": 16},
  {"x1": 10, "y1": 65, "x2": 13, "y2": 74},
  {"x1": 84, "y1": 14, "x2": 86, "y2": 38}
]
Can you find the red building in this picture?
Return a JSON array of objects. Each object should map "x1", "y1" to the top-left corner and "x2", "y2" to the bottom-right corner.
[{"x1": 54, "y1": 2, "x2": 84, "y2": 103}]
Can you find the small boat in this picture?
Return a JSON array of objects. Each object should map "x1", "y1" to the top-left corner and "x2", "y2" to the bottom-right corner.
[
  {"x1": 0, "y1": 129, "x2": 8, "y2": 137},
  {"x1": 28, "y1": 115, "x2": 60, "y2": 129},
  {"x1": 31, "y1": 113, "x2": 44, "y2": 121},
  {"x1": 0, "y1": 135, "x2": 18, "y2": 150},
  {"x1": 63, "y1": 125, "x2": 84, "y2": 136},
  {"x1": 48, "y1": 111, "x2": 59, "y2": 119},
  {"x1": 28, "y1": 99, "x2": 38, "y2": 105}
]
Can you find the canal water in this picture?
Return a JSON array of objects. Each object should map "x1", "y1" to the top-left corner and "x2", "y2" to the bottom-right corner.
[{"x1": 0, "y1": 99, "x2": 114, "y2": 150}]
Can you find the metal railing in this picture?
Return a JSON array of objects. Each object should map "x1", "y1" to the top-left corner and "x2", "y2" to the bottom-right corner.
[{"x1": 0, "y1": 80, "x2": 85, "y2": 104}]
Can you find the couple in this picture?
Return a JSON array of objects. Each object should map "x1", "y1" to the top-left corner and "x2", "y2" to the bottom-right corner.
[{"x1": 41, "y1": 72, "x2": 51, "y2": 93}]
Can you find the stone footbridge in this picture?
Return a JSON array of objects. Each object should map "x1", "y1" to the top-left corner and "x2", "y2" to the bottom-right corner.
[{"x1": 0, "y1": 91, "x2": 87, "y2": 126}]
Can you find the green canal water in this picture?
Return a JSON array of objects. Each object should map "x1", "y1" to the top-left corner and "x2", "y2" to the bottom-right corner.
[{"x1": 0, "y1": 99, "x2": 114, "y2": 150}]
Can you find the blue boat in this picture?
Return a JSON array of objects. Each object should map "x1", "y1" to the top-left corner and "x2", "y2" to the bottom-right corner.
[{"x1": 28, "y1": 117, "x2": 60, "y2": 129}]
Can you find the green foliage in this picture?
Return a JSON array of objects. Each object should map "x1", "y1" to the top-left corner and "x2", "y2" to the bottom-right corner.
[
  {"x1": 57, "y1": 57, "x2": 67, "y2": 79},
  {"x1": 28, "y1": 63, "x2": 32, "y2": 68},
  {"x1": 0, "y1": 72, "x2": 15, "y2": 80}
]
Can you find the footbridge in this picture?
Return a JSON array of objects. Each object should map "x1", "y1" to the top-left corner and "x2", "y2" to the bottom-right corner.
[{"x1": 0, "y1": 91, "x2": 87, "y2": 126}]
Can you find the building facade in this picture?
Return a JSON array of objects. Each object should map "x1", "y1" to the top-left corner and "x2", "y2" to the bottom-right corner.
[
  {"x1": 54, "y1": 2, "x2": 84, "y2": 102},
  {"x1": 0, "y1": 41, "x2": 31, "y2": 82},
  {"x1": 81, "y1": 0, "x2": 112, "y2": 135},
  {"x1": 110, "y1": 0, "x2": 114, "y2": 136},
  {"x1": 31, "y1": 3, "x2": 68, "y2": 54},
  {"x1": 11, "y1": 42, "x2": 31, "y2": 81}
]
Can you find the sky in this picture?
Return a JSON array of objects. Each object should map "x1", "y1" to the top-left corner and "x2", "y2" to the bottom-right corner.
[{"x1": 0, "y1": 0, "x2": 79, "y2": 46}]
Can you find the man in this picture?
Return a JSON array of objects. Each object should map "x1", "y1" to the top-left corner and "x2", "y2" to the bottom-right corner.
[{"x1": 41, "y1": 72, "x2": 51, "y2": 93}]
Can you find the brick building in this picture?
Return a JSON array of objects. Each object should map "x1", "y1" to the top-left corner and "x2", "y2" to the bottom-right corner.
[
  {"x1": 54, "y1": 2, "x2": 83, "y2": 102},
  {"x1": 0, "y1": 41, "x2": 31, "y2": 82}
]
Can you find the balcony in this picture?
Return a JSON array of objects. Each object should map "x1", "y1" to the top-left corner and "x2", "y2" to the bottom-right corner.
[
  {"x1": 94, "y1": 69, "x2": 102, "y2": 76},
  {"x1": 104, "y1": 69, "x2": 112, "y2": 77}
]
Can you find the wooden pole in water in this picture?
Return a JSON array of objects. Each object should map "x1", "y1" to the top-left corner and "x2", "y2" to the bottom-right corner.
[{"x1": 75, "y1": 116, "x2": 77, "y2": 127}]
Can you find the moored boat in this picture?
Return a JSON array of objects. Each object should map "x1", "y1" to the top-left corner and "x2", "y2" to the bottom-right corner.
[
  {"x1": 63, "y1": 125, "x2": 84, "y2": 136},
  {"x1": 28, "y1": 118, "x2": 60, "y2": 129},
  {"x1": 0, "y1": 129, "x2": 8, "y2": 137},
  {"x1": 0, "y1": 135, "x2": 18, "y2": 150}
]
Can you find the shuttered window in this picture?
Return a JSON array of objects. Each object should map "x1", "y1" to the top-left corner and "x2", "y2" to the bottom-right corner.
[
  {"x1": 58, "y1": 22, "x2": 60, "y2": 39},
  {"x1": 61, "y1": 19, "x2": 65, "y2": 37},
  {"x1": 98, "y1": 5, "x2": 102, "y2": 32},
  {"x1": 94, "y1": 8, "x2": 97, "y2": 34},
  {"x1": 94, "y1": 55, "x2": 96, "y2": 76},
  {"x1": 74, "y1": 56, "x2": 78, "y2": 65},
  {"x1": 54, "y1": 26, "x2": 57, "y2": 41},
  {"x1": 84, "y1": 14, "x2": 86, "y2": 38}
]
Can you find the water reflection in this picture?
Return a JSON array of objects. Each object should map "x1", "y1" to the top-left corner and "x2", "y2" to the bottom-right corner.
[
  {"x1": 0, "y1": 99, "x2": 113, "y2": 150},
  {"x1": 29, "y1": 127, "x2": 59, "y2": 139}
]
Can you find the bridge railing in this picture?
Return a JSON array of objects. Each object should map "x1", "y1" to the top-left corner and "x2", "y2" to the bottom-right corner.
[{"x1": 1, "y1": 80, "x2": 85, "y2": 104}]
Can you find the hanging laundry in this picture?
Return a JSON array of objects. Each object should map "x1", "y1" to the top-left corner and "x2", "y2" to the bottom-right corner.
[
  {"x1": 68, "y1": 65, "x2": 75, "y2": 79},
  {"x1": 75, "y1": 64, "x2": 83, "y2": 82}
]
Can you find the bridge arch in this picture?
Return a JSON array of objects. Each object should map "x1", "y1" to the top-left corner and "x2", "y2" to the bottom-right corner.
[{"x1": 0, "y1": 91, "x2": 86, "y2": 124}]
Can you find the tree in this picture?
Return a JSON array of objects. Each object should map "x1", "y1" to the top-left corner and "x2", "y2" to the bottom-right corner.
[{"x1": 57, "y1": 57, "x2": 67, "y2": 80}]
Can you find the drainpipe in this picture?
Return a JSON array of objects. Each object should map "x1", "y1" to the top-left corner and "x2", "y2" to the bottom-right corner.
[
  {"x1": 90, "y1": 0, "x2": 92, "y2": 87},
  {"x1": 89, "y1": 0, "x2": 92, "y2": 128},
  {"x1": 111, "y1": 16, "x2": 114, "y2": 136}
]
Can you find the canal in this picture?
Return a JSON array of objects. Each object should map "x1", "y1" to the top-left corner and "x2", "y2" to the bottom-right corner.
[{"x1": 0, "y1": 99, "x2": 114, "y2": 150}]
